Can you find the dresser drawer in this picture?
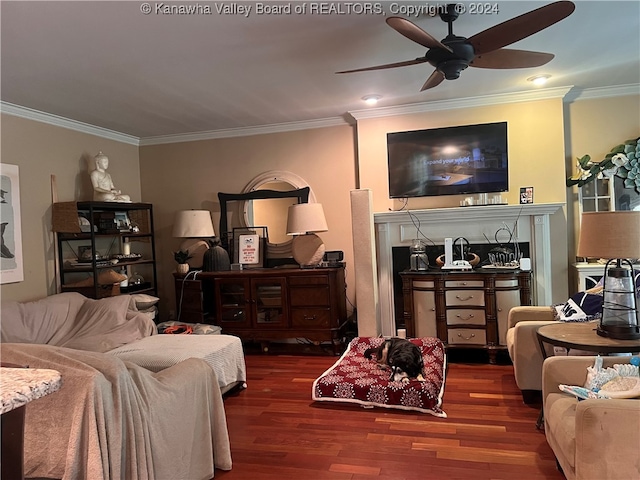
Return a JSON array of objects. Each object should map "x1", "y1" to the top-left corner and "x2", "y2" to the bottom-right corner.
[
  {"x1": 289, "y1": 286, "x2": 330, "y2": 306},
  {"x1": 288, "y1": 275, "x2": 329, "y2": 286},
  {"x1": 413, "y1": 280, "x2": 434, "y2": 288},
  {"x1": 446, "y1": 309, "x2": 486, "y2": 325},
  {"x1": 291, "y1": 308, "x2": 331, "y2": 328},
  {"x1": 495, "y1": 279, "x2": 519, "y2": 288},
  {"x1": 447, "y1": 328, "x2": 486, "y2": 345},
  {"x1": 445, "y1": 280, "x2": 483, "y2": 288},
  {"x1": 445, "y1": 290, "x2": 484, "y2": 306}
]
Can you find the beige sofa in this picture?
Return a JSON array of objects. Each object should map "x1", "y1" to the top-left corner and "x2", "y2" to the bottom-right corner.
[
  {"x1": 506, "y1": 305, "x2": 557, "y2": 403},
  {"x1": 1, "y1": 293, "x2": 239, "y2": 479},
  {"x1": 542, "y1": 355, "x2": 640, "y2": 480}
]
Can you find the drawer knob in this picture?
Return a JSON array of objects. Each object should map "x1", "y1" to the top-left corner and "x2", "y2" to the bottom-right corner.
[
  {"x1": 456, "y1": 314, "x2": 475, "y2": 321},
  {"x1": 455, "y1": 295, "x2": 474, "y2": 301},
  {"x1": 457, "y1": 332, "x2": 476, "y2": 340},
  {"x1": 303, "y1": 315, "x2": 317, "y2": 321}
]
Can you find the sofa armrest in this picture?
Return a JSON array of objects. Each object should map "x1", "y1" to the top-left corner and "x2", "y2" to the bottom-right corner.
[
  {"x1": 542, "y1": 355, "x2": 633, "y2": 399},
  {"x1": 507, "y1": 305, "x2": 555, "y2": 329},
  {"x1": 510, "y1": 320, "x2": 556, "y2": 392},
  {"x1": 574, "y1": 398, "x2": 640, "y2": 479}
]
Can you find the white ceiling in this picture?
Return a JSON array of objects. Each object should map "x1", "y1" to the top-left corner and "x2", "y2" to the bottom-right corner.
[{"x1": 1, "y1": 1, "x2": 639, "y2": 140}]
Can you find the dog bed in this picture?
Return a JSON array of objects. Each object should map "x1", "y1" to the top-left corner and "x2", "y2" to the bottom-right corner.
[{"x1": 312, "y1": 336, "x2": 447, "y2": 417}]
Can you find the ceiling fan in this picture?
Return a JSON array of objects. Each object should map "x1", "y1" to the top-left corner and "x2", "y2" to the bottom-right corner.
[{"x1": 337, "y1": 1, "x2": 575, "y2": 91}]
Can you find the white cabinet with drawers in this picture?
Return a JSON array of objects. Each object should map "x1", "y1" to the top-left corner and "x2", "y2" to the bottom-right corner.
[{"x1": 401, "y1": 270, "x2": 532, "y2": 363}]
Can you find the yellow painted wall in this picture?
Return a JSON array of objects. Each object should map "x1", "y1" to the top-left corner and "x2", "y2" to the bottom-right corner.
[
  {"x1": 564, "y1": 94, "x2": 640, "y2": 290},
  {"x1": 356, "y1": 98, "x2": 567, "y2": 212},
  {"x1": 354, "y1": 96, "x2": 570, "y2": 302}
]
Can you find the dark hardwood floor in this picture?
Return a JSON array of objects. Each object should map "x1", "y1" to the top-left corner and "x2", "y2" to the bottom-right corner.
[{"x1": 217, "y1": 352, "x2": 563, "y2": 480}]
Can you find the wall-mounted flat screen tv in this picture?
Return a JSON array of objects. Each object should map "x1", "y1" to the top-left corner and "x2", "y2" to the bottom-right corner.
[{"x1": 387, "y1": 122, "x2": 509, "y2": 198}]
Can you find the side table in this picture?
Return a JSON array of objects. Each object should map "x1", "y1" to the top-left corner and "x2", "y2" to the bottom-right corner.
[
  {"x1": 1, "y1": 366, "x2": 63, "y2": 480},
  {"x1": 534, "y1": 321, "x2": 640, "y2": 428},
  {"x1": 537, "y1": 321, "x2": 640, "y2": 357}
]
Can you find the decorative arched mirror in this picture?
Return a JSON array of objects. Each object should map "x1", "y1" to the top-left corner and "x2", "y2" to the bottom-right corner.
[{"x1": 218, "y1": 171, "x2": 316, "y2": 266}]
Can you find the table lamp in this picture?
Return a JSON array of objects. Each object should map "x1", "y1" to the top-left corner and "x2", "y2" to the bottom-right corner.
[
  {"x1": 172, "y1": 210, "x2": 215, "y2": 269},
  {"x1": 577, "y1": 211, "x2": 640, "y2": 339},
  {"x1": 286, "y1": 203, "x2": 328, "y2": 268}
]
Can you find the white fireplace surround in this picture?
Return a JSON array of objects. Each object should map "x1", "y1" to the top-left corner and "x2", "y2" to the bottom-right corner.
[{"x1": 370, "y1": 203, "x2": 564, "y2": 337}]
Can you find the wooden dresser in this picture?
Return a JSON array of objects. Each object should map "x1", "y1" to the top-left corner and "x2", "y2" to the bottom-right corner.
[
  {"x1": 400, "y1": 270, "x2": 531, "y2": 363},
  {"x1": 175, "y1": 267, "x2": 347, "y2": 353}
]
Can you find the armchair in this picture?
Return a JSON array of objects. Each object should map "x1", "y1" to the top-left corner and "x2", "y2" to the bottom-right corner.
[
  {"x1": 542, "y1": 356, "x2": 640, "y2": 480},
  {"x1": 506, "y1": 305, "x2": 557, "y2": 403}
]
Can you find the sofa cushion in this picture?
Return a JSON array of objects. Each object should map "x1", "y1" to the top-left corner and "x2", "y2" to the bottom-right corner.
[{"x1": 545, "y1": 393, "x2": 577, "y2": 469}]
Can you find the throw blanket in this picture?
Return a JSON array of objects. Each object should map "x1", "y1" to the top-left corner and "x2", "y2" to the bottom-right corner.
[
  {"x1": 1, "y1": 343, "x2": 232, "y2": 480},
  {"x1": 1, "y1": 292, "x2": 156, "y2": 352}
]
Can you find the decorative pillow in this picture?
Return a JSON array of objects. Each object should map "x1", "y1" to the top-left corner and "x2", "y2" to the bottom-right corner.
[
  {"x1": 131, "y1": 293, "x2": 160, "y2": 310},
  {"x1": 552, "y1": 290, "x2": 603, "y2": 322}
]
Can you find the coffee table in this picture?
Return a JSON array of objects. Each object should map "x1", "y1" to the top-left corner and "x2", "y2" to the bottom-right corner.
[{"x1": 534, "y1": 321, "x2": 640, "y2": 429}]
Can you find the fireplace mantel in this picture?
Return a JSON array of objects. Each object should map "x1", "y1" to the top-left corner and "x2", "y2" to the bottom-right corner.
[{"x1": 373, "y1": 203, "x2": 564, "y2": 336}]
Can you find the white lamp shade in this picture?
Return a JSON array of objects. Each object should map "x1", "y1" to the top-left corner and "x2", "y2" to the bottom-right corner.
[
  {"x1": 286, "y1": 203, "x2": 328, "y2": 235},
  {"x1": 172, "y1": 210, "x2": 215, "y2": 238}
]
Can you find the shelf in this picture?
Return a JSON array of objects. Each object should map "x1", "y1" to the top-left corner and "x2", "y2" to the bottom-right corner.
[{"x1": 55, "y1": 201, "x2": 157, "y2": 301}]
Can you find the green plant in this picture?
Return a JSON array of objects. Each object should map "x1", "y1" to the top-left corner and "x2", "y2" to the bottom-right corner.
[
  {"x1": 173, "y1": 250, "x2": 192, "y2": 264},
  {"x1": 567, "y1": 137, "x2": 640, "y2": 192}
]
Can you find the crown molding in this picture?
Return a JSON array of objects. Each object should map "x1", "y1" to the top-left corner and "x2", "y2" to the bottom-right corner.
[
  {"x1": 3, "y1": 83, "x2": 637, "y2": 146},
  {"x1": 139, "y1": 116, "x2": 349, "y2": 146},
  {"x1": 348, "y1": 86, "x2": 575, "y2": 121},
  {"x1": 567, "y1": 83, "x2": 640, "y2": 101},
  {"x1": 0, "y1": 102, "x2": 139, "y2": 146}
]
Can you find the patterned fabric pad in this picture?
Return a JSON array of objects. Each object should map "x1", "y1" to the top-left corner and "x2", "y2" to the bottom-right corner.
[{"x1": 312, "y1": 336, "x2": 447, "y2": 417}]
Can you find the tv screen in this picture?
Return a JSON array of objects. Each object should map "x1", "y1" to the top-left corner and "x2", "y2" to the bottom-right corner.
[{"x1": 387, "y1": 122, "x2": 509, "y2": 198}]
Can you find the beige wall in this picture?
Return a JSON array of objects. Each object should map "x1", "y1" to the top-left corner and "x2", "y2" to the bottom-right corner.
[
  {"x1": 0, "y1": 114, "x2": 141, "y2": 302},
  {"x1": 138, "y1": 125, "x2": 358, "y2": 318},
  {"x1": 2, "y1": 91, "x2": 638, "y2": 316}
]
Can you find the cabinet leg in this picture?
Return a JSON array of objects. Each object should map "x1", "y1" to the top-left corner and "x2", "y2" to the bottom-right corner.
[{"x1": 488, "y1": 349, "x2": 497, "y2": 365}]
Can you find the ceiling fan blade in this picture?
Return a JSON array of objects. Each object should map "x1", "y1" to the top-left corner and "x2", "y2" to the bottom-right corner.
[
  {"x1": 420, "y1": 70, "x2": 445, "y2": 91},
  {"x1": 471, "y1": 49, "x2": 554, "y2": 69},
  {"x1": 336, "y1": 58, "x2": 427, "y2": 74},
  {"x1": 386, "y1": 17, "x2": 453, "y2": 53},
  {"x1": 468, "y1": 1, "x2": 575, "y2": 55}
]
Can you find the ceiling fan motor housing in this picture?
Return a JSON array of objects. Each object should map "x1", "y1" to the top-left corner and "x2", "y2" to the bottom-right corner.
[{"x1": 427, "y1": 36, "x2": 475, "y2": 79}]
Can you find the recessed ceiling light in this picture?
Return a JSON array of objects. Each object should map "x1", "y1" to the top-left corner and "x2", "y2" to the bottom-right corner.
[
  {"x1": 362, "y1": 94, "x2": 382, "y2": 105},
  {"x1": 527, "y1": 74, "x2": 551, "y2": 86}
]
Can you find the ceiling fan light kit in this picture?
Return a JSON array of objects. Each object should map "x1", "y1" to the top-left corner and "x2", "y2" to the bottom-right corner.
[{"x1": 338, "y1": 1, "x2": 575, "y2": 92}]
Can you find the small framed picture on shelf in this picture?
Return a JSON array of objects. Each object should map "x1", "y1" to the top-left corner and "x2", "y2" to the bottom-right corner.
[
  {"x1": 520, "y1": 187, "x2": 534, "y2": 204},
  {"x1": 114, "y1": 212, "x2": 131, "y2": 232},
  {"x1": 231, "y1": 226, "x2": 268, "y2": 268}
]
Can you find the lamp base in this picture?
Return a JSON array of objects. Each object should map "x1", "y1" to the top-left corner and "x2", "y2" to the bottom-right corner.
[
  {"x1": 597, "y1": 324, "x2": 640, "y2": 340},
  {"x1": 291, "y1": 233, "x2": 325, "y2": 268}
]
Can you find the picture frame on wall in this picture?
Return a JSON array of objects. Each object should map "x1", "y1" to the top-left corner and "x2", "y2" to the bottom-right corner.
[
  {"x1": 520, "y1": 186, "x2": 534, "y2": 204},
  {"x1": 0, "y1": 163, "x2": 24, "y2": 284}
]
